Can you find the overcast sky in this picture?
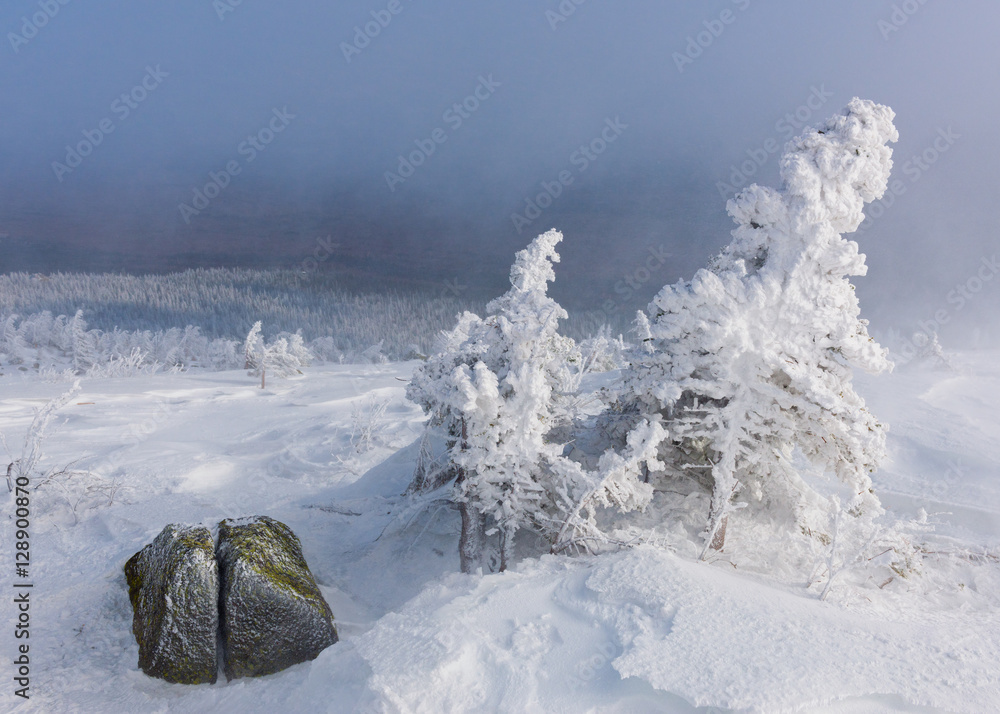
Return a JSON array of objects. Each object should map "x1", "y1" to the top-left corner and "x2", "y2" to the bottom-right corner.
[{"x1": 1, "y1": 0, "x2": 998, "y2": 338}]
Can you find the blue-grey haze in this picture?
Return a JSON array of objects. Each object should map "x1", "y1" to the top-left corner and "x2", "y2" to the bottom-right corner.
[{"x1": 1, "y1": 0, "x2": 997, "y2": 343}]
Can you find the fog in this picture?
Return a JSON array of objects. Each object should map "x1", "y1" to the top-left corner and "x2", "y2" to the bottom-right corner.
[{"x1": 2, "y1": 0, "x2": 998, "y2": 340}]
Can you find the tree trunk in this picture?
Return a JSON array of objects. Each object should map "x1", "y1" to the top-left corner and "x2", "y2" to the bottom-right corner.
[
  {"x1": 701, "y1": 456, "x2": 736, "y2": 559},
  {"x1": 498, "y1": 527, "x2": 515, "y2": 572},
  {"x1": 261, "y1": 368, "x2": 266, "y2": 389},
  {"x1": 709, "y1": 513, "x2": 728, "y2": 552},
  {"x1": 459, "y1": 500, "x2": 484, "y2": 574},
  {"x1": 700, "y1": 497, "x2": 730, "y2": 559},
  {"x1": 456, "y1": 417, "x2": 485, "y2": 574}
]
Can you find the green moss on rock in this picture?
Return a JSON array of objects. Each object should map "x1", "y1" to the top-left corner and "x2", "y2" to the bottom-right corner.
[
  {"x1": 217, "y1": 516, "x2": 338, "y2": 680},
  {"x1": 124, "y1": 524, "x2": 218, "y2": 685}
]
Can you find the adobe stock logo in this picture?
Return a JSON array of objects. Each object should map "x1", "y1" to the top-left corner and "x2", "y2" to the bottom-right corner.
[
  {"x1": 178, "y1": 107, "x2": 296, "y2": 223},
  {"x1": 510, "y1": 117, "x2": 627, "y2": 234},
  {"x1": 715, "y1": 85, "x2": 833, "y2": 200},
  {"x1": 213, "y1": 0, "x2": 245, "y2": 21},
  {"x1": 341, "y1": 0, "x2": 414, "y2": 63},
  {"x1": 298, "y1": 236, "x2": 340, "y2": 278},
  {"x1": 545, "y1": 0, "x2": 591, "y2": 31},
  {"x1": 878, "y1": 0, "x2": 932, "y2": 40},
  {"x1": 672, "y1": 0, "x2": 751, "y2": 73},
  {"x1": 894, "y1": 254, "x2": 998, "y2": 365},
  {"x1": 384, "y1": 75, "x2": 501, "y2": 192},
  {"x1": 597, "y1": 244, "x2": 671, "y2": 321},
  {"x1": 51, "y1": 65, "x2": 169, "y2": 183},
  {"x1": 859, "y1": 126, "x2": 958, "y2": 232},
  {"x1": 8, "y1": 0, "x2": 71, "y2": 54}
]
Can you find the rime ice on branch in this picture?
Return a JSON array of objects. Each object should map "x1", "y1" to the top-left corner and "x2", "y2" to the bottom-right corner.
[{"x1": 621, "y1": 98, "x2": 898, "y2": 556}]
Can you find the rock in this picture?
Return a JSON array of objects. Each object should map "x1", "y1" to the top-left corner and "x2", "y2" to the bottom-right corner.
[
  {"x1": 217, "y1": 516, "x2": 338, "y2": 680},
  {"x1": 124, "y1": 524, "x2": 219, "y2": 684}
]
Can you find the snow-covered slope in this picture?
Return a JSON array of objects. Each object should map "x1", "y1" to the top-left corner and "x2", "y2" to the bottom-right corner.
[
  {"x1": 858, "y1": 353, "x2": 1000, "y2": 544},
  {"x1": 2, "y1": 354, "x2": 998, "y2": 713}
]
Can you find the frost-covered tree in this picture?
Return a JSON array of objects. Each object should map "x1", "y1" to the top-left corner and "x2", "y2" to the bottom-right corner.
[
  {"x1": 549, "y1": 418, "x2": 665, "y2": 554},
  {"x1": 0, "y1": 314, "x2": 28, "y2": 365},
  {"x1": 71, "y1": 309, "x2": 99, "y2": 373},
  {"x1": 243, "y1": 321, "x2": 312, "y2": 388},
  {"x1": 244, "y1": 321, "x2": 263, "y2": 371},
  {"x1": 620, "y1": 98, "x2": 898, "y2": 556},
  {"x1": 407, "y1": 230, "x2": 582, "y2": 572}
]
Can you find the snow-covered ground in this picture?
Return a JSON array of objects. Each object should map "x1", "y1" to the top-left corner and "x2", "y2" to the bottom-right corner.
[{"x1": 2, "y1": 352, "x2": 998, "y2": 713}]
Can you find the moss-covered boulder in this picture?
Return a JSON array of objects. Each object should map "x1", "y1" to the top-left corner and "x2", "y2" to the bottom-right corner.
[
  {"x1": 217, "y1": 516, "x2": 338, "y2": 680},
  {"x1": 124, "y1": 524, "x2": 219, "y2": 684}
]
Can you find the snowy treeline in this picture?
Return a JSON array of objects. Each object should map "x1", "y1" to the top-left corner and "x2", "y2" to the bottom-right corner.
[
  {"x1": 0, "y1": 269, "x2": 476, "y2": 361},
  {"x1": 0, "y1": 268, "x2": 620, "y2": 373},
  {"x1": 0, "y1": 309, "x2": 323, "y2": 378},
  {"x1": 409, "y1": 100, "x2": 918, "y2": 588}
]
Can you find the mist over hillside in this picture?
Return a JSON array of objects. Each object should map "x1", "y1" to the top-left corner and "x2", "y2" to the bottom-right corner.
[{"x1": 2, "y1": 1, "x2": 998, "y2": 345}]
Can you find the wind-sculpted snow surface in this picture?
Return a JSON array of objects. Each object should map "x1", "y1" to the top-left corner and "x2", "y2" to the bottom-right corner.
[{"x1": 357, "y1": 547, "x2": 1000, "y2": 713}]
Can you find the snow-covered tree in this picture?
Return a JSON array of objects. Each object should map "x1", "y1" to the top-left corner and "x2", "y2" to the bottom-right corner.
[
  {"x1": 407, "y1": 229, "x2": 582, "y2": 572},
  {"x1": 71, "y1": 309, "x2": 99, "y2": 373},
  {"x1": 244, "y1": 321, "x2": 263, "y2": 370},
  {"x1": 0, "y1": 314, "x2": 28, "y2": 365},
  {"x1": 550, "y1": 418, "x2": 665, "y2": 554},
  {"x1": 619, "y1": 98, "x2": 898, "y2": 556},
  {"x1": 243, "y1": 322, "x2": 312, "y2": 388}
]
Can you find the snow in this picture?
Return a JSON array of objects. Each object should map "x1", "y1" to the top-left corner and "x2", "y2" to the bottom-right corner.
[
  {"x1": 857, "y1": 353, "x2": 1000, "y2": 543},
  {"x1": 360, "y1": 546, "x2": 1000, "y2": 713},
  {"x1": 3, "y1": 353, "x2": 999, "y2": 712}
]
